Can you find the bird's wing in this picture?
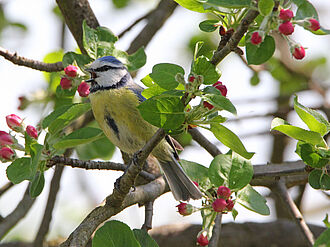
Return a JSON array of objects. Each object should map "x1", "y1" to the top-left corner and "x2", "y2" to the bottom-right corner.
[{"x1": 126, "y1": 83, "x2": 146, "y2": 103}]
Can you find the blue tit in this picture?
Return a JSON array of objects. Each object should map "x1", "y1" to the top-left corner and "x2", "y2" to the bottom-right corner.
[{"x1": 86, "y1": 56, "x2": 202, "y2": 201}]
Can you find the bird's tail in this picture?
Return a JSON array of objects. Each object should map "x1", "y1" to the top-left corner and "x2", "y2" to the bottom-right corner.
[{"x1": 159, "y1": 155, "x2": 203, "y2": 201}]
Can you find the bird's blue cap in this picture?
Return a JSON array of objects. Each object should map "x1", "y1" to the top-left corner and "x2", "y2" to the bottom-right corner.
[{"x1": 97, "y1": 56, "x2": 123, "y2": 65}]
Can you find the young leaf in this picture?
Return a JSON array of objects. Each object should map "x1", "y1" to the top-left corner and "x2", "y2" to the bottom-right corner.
[
  {"x1": 210, "y1": 124, "x2": 255, "y2": 159},
  {"x1": 133, "y1": 229, "x2": 159, "y2": 247},
  {"x1": 258, "y1": 0, "x2": 274, "y2": 16},
  {"x1": 180, "y1": 159, "x2": 212, "y2": 189},
  {"x1": 149, "y1": 63, "x2": 184, "y2": 90},
  {"x1": 173, "y1": 0, "x2": 209, "y2": 13},
  {"x1": 271, "y1": 117, "x2": 326, "y2": 146},
  {"x1": 246, "y1": 35, "x2": 275, "y2": 65},
  {"x1": 192, "y1": 56, "x2": 220, "y2": 84},
  {"x1": 141, "y1": 84, "x2": 167, "y2": 99},
  {"x1": 206, "y1": 0, "x2": 252, "y2": 8},
  {"x1": 6, "y1": 157, "x2": 33, "y2": 184},
  {"x1": 42, "y1": 105, "x2": 72, "y2": 129},
  {"x1": 48, "y1": 103, "x2": 91, "y2": 134},
  {"x1": 62, "y1": 52, "x2": 93, "y2": 68},
  {"x1": 199, "y1": 20, "x2": 219, "y2": 32},
  {"x1": 194, "y1": 41, "x2": 204, "y2": 61},
  {"x1": 296, "y1": 142, "x2": 329, "y2": 168},
  {"x1": 29, "y1": 171, "x2": 45, "y2": 198},
  {"x1": 30, "y1": 143, "x2": 44, "y2": 176},
  {"x1": 203, "y1": 94, "x2": 237, "y2": 115},
  {"x1": 293, "y1": 96, "x2": 330, "y2": 136},
  {"x1": 53, "y1": 127, "x2": 104, "y2": 149},
  {"x1": 323, "y1": 214, "x2": 330, "y2": 228},
  {"x1": 92, "y1": 220, "x2": 141, "y2": 247},
  {"x1": 138, "y1": 96, "x2": 185, "y2": 130},
  {"x1": 308, "y1": 169, "x2": 322, "y2": 189},
  {"x1": 140, "y1": 74, "x2": 154, "y2": 87},
  {"x1": 237, "y1": 184, "x2": 270, "y2": 215},
  {"x1": 314, "y1": 228, "x2": 330, "y2": 247},
  {"x1": 293, "y1": 0, "x2": 318, "y2": 20}
]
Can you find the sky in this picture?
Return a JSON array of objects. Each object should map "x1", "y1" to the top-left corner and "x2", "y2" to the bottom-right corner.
[{"x1": 0, "y1": 0, "x2": 329, "y2": 242}]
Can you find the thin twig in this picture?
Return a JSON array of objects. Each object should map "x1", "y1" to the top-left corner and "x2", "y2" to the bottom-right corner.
[
  {"x1": 141, "y1": 201, "x2": 154, "y2": 231},
  {"x1": 0, "y1": 185, "x2": 36, "y2": 239},
  {"x1": 0, "y1": 182, "x2": 14, "y2": 197},
  {"x1": 188, "y1": 128, "x2": 222, "y2": 157},
  {"x1": 118, "y1": 11, "x2": 152, "y2": 39},
  {"x1": 0, "y1": 46, "x2": 63, "y2": 72},
  {"x1": 274, "y1": 178, "x2": 315, "y2": 246},
  {"x1": 208, "y1": 213, "x2": 223, "y2": 247},
  {"x1": 33, "y1": 166, "x2": 65, "y2": 247}
]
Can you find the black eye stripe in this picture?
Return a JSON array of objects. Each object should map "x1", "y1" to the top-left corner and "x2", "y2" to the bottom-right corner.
[{"x1": 94, "y1": 65, "x2": 123, "y2": 72}]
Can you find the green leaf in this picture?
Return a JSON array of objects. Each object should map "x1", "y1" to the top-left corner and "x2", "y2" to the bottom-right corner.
[
  {"x1": 62, "y1": 52, "x2": 93, "y2": 68},
  {"x1": 296, "y1": 142, "x2": 329, "y2": 168},
  {"x1": 126, "y1": 47, "x2": 147, "y2": 71},
  {"x1": 174, "y1": 0, "x2": 209, "y2": 13},
  {"x1": 250, "y1": 72, "x2": 260, "y2": 86},
  {"x1": 314, "y1": 228, "x2": 330, "y2": 247},
  {"x1": 237, "y1": 184, "x2": 270, "y2": 215},
  {"x1": 42, "y1": 105, "x2": 72, "y2": 129},
  {"x1": 6, "y1": 158, "x2": 33, "y2": 184},
  {"x1": 92, "y1": 220, "x2": 141, "y2": 247},
  {"x1": 271, "y1": 117, "x2": 326, "y2": 146},
  {"x1": 208, "y1": 154, "x2": 230, "y2": 187},
  {"x1": 181, "y1": 159, "x2": 212, "y2": 189},
  {"x1": 258, "y1": 0, "x2": 274, "y2": 16},
  {"x1": 203, "y1": 94, "x2": 237, "y2": 115},
  {"x1": 141, "y1": 84, "x2": 167, "y2": 99},
  {"x1": 192, "y1": 56, "x2": 221, "y2": 84},
  {"x1": 149, "y1": 63, "x2": 184, "y2": 90},
  {"x1": 29, "y1": 171, "x2": 45, "y2": 198},
  {"x1": 210, "y1": 124, "x2": 254, "y2": 159},
  {"x1": 232, "y1": 208, "x2": 238, "y2": 220},
  {"x1": 199, "y1": 20, "x2": 219, "y2": 32},
  {"x1": 228, "y1": 155, "x2": 253, "y2": 191},
  {"x1": 206, "y1": 0, "x2": 252, "y2": 8},
  {"x1": 48, "y1": 103, "x2": 91, "y2": 134},
  {"x1": 320, "y1": 173, "x2": 330, "y2": 190},
  {"x1": 112, "y1": 0, "x2": 131, "y2": 8},
  {"x1": 293, "y1": 0, "x2": 318, "y2": 20},
  {"x1": 141, "y1": 74, "x2": 154, "y2": 88},
  {"x1": 323, "y1": 214, "x2": 330, "y2": 228},
  {"x1": 53, "y1": 127, "x2": 104, "y2": 149},
  {"x1": 194, "y1": 41, "x2": 204, "y2": 61},
  {"x1": 294, "y1": 96, "x2": 330, "y2": 136},
  {"x1": 138, "y1": 96, "x2": 185, "y2": 130},
  {"x1": 246, "y1": 35, "x2": 275, "y2": 65},
  {"x1": 133, "y1": 229, "x2": 159, "y2": 247},
  {"x1": 30, "y1": 143, "x2": 44, "y2": 176},
  {"x1": 308, "y1": 169, "x2": 322, "y2": 189}
]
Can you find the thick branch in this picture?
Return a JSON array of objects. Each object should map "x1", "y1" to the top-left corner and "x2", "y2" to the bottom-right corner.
[
  {"x1": 208, "y1": 213, "x2": 222, "y2": 247},
  {"x1": 274, "y1": 178, "x2": 315, "y2": 246},
  {"x1": 0, "y1": 47, "x2": 63, "y2": 72},
  {"x1": 0, "y1": 185, "x2": 36, "y2": 239}
]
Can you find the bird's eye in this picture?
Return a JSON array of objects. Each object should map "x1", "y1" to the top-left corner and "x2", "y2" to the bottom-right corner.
[{"x1": 91, "y1": 71, "x2": 97, "y2": 79}]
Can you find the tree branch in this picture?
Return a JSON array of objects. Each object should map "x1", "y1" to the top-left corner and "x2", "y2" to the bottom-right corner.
[
  {"x1": 0, "y1": 185, "x2": 36, "y2": 239},
  {"x1": 208, "y1": 213, "x2": 223, "y2": 247},
  {"x1": 188, "y1": 128, "x2": 222, "y2": 157},
  {"x1": 0, "y1": 182, "x2": 14, "y2": 197},
  {"x1": 0, "y1": 46, "x2": 63, "y2": 72},
  {"x1": 141, "y1": 201, "x2": 154, "y2": 231},
  {"x1": 274, "y1": 178, "x2": 315, "y2": 246}
]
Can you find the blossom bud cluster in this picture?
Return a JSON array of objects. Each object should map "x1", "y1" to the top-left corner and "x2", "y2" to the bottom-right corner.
[
  {"x1": 250, "y1": 8, "x2": 321, "y2": 60},
  {"x1": 0, "y1": 114, "x2": 38, "y2": 162},
  {"x1": 60, "y1": 65, "x2": 90, "y2": 97},
  {"x1": 203, "y1": 81, "x2": 227, "y2": 110},
  {"x1": 212, "y1": 186, "x2": 235, "y2": 212}
]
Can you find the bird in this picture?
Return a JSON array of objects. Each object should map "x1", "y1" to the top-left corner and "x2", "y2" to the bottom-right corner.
[{"x1": 85, "y1": 56, "x2": 203, "y2": 201}]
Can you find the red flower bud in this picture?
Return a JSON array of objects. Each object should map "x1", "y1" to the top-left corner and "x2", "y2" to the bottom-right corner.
[
  {"x1": 307, "y1": 18, "x2": 320, "y2": 31},
  {"x1": 60, "y1": 77, "x2": 72, "y2": 90},
  {"x1": 251, "y1": 31, "x2": 263, "y2": 45},
  {"x1": 6, "y1": 114, "x2": 23, "y2": 132},
  {"x1": 212, "y1": 81, "x2": 227, "y2": 97},
  {"x1": 193, "y1": 181, "x2": 199, "y2": 187},
  {"x1": 279, "y1": 9, "x2": 294, "y2": 21},
  {"x1": 197, "y1": 231, "x2": 209, "y2": 246},
  {"x1": 217, "y1": 186, "x2": 231, "y2": 199},
  {"x1": 203, "y1": 101, "x2": 214, "y2": 110},
  {"x1": 176, "y1": 202, "x2": 194, "y2": 216},
  {"x1": 278, "y1": 21, "x2": 294, "y2": 35},
  {"x1": 0, "y1": 147, "x2": 15, "y2": 160},
  {"x1": 26, "y1": 125, "x2": 38, "y2": 139},
  {"x1": 212, "y1": 198, "x2": 227, "y2": 212},
  {"x1": 64, "y1": 65, "x2": 78, "y2": 77},
  {"x1": 292, "y1": 46, "x2": 305, "y2": 60},
  {"x1": 0, "y1": 131, "x2": 14, "y2": 146},
  {"x1": 226, "y1": 199, "x2": 235, "y2": 211},
  {"x1": 219, "y1": 26, "x2": 226, "y2": 36},
  {"x1": 188, "y1": 76, "x2": 195, "y2": 83},
  {"x1": 78, "y1": 81, "x2": 90, "y2": 97}
]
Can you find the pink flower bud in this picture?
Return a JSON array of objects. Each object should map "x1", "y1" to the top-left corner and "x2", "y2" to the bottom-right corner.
[
  {"x1": 278, "y1": 21, "x2": 294, "y2": 35},
  {"x1": 226, "y1": 199, "x2": 235, "y2": 211},
  {"x1": 212, "y1": 198, "x2": 227, "y2": 212},
  {"x1": 292, "y1": 46, "x2": 305, "y2": 60},
  {"x1": 64, "y1": 65, "x2": 78, "y2": 77},
  {"x1": 193, "y1": 181, "x2": 199, "y2": 187},
  {"x1": 196, "y1": 231, "x2": 209, "y2": 246},
  {"x1": 18, "y1": 96, "x2": 29, "y2": 111},
  {"x1": 279, "y1": 9, "x2": 294, "y2": 21},
  {"x1": 212, "y1": 81, "x2": 227, "y2": 97},
  {"x1": 0, "y1": 131, "x2": 14, "y2": 146},
  {"x1": 251, "y1": 31, "x2": 262, "y2": 45},
  {"x1": 78, "y1": 81, "x2": 90, "y2": 97},
  {"x1": 26, "y1": 125, "x2": 38, "y2": 139},
  {"x1": 6, "y1": 114, "x2": 23, "y2": 132},
  {"x1": 0, "y1": 147, "x2": 15, "y2": 160},
  {"x1": 60, "y1": 77, "x2": 72, "y2": 90},
  {"x1": 307, "y1": 18, "x2": 320, "y2": 31},
  {"x1": 203, "y1": 101, "x2": 214, "y2": 110},
  {"x1": 188, "y1": 76, "x2": 195, "y2": 83},
  {"x1": 176, "y1": 202, "x2": 194, "y2": 216},
  {"x1": 217, "y1": 186, "x2": 231, "y2": 199}
]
